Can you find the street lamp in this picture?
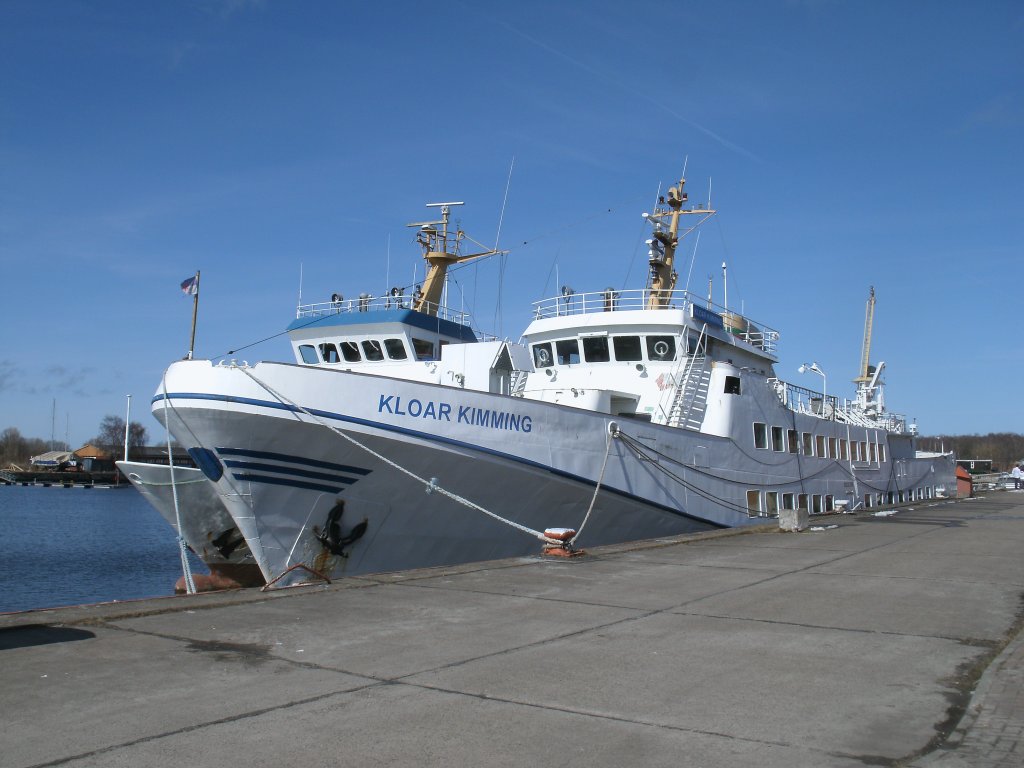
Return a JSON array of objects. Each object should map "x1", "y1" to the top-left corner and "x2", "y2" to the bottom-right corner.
[{"x1": 798, "y1": 362, "x2": 828, "y2": 417}]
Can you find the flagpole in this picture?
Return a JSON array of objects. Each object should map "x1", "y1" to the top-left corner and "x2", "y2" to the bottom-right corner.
[{"x1": 187, "y1": 270, "x2": 200, "y2": 360}]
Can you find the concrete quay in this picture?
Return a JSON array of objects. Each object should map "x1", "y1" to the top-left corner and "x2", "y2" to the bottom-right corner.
[{"x1": 2, "y1": 493, "x2": 1023, "y2": 768}]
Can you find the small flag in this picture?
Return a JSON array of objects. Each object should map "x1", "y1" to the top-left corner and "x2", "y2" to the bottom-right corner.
[{"x1": 180, "y1": 275, "x2": 198, "y2": 296}]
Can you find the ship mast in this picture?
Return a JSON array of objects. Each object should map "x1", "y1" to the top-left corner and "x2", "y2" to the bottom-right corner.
[
  {"x1": 643, "y1": 175, "x2": 716, "y2": 310},
  {"x1": 407, "y1": 202, "x2": 502, "y2": 316}
]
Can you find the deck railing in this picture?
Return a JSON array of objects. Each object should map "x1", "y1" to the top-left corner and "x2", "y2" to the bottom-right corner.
[
  {"x1": 770, "y1": 378, "x2": 909, "y2": 433},
  {"x1": 296, "y1": 296, "x2": 472, "y2": 326},
  {"x1": 532, "y1": 288, "x2": 779, "y2": 355}
]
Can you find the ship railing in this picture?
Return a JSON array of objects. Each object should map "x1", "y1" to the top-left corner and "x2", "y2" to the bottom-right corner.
[
  {"x1": 770, "y1": 379, "x2": 838, "y2": 420},
  {"x1": 296, "y1": 296, "x2": 472, "y2": 326},
  {"x1": 532, "y1": 288, "x2": 779, "y2": 354},
  {"x1": 771, "y1": 379, "x2": 910, "y2": 433}
]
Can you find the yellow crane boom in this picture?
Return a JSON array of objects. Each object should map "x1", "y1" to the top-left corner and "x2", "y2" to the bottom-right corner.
[{"x1": 854, "y1": 286, "x2": 875, "y2": 383}]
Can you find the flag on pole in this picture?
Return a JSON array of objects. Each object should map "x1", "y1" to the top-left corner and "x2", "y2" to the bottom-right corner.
[{"x1": 180, "y1": 274, "x2": 199, "y2": 296}]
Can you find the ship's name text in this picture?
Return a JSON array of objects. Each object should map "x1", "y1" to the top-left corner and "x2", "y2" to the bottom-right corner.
[{"x1": 377, "y1": 395, "x2": 532, "y2": 433}]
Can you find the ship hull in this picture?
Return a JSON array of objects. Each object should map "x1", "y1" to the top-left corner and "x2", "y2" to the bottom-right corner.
[{"x1": 153, "y1": 359, "x2": 956, "y2": 586}]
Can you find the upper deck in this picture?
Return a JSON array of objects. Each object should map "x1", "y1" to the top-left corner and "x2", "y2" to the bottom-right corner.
[
  {"x1": 291, "y1": 296, "x2": 483, "y2": 342},
  {"x1": 529, "y1": 288, "x2": 780, "y2": 356}
]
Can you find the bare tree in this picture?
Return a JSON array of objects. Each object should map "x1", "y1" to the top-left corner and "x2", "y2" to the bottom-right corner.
[{"x1": 93, "y1": 416, "x2": 149, "y2": 459}]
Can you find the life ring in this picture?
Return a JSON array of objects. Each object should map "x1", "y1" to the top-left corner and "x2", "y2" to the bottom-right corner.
[
  {"x1": 653, "y1": 340, "x2": 670, "y2": 359},
  {"x1": 536, "y1": 348, "x2": 551, "y2": 366}
]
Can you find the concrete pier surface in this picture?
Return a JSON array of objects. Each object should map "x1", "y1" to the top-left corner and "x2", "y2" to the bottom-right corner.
[{"x1": 3, "y1": 494, "x2": 1023, "y2": 768}]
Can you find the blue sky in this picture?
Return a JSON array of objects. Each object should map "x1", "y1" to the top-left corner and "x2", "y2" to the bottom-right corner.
[{"x1": 2, "y1": 0, "x2": 1021, "y2": 447}]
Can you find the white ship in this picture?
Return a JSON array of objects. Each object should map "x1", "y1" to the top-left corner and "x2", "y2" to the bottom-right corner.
[{"x1": 153, "y1": 173, "x2": 956, "y2": 587}]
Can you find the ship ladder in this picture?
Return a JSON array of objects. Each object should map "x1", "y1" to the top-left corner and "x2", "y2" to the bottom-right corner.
[{"x1": 666, "y1": 325, "x2": 711, "y2": 429}]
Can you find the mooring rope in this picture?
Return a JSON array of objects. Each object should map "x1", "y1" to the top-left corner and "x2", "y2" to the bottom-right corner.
[
  {"x1": 162, "y1": 374, "x2": 196, "y2": 595},
  {"x1": 569, "y1": 423, "x2": 617, "y2": 546},
  {"x1": 235, "y1": 365, "x2": 562, "y2": 545}
]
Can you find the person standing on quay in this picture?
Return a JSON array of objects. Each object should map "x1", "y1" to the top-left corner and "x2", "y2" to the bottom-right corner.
[{"x1": 1012, "y1": 464, "x2": 1023, "y2": 490}]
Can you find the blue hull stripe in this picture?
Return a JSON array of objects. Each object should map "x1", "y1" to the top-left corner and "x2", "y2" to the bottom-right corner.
[
  {"x1": 222, "y1": 459, "x2": 361, "y2": 485},
  {"x1": 154, "y1": 391, "x2": 725, "y2": 528},
  {"x1": 217, "y1": 447, "x2": 371, "y2": 476},
  {"x1": 230, "y1": 473, "x2": 349, "y2": 495}
]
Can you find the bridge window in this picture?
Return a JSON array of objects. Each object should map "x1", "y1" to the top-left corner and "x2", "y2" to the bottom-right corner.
[
  {"x1": 782, "y1": 492, "x2": 795, "y2": 510},
  {"x1": 802, "y1": 432, "x2": 813, "y2": 456},
  {"x1": 532, "y1": 342, "x2": 553, "y2": 368},
  {"x1": 361, "y1": 340, "x2": 384, "y2": 361},
  {"x1": 384, "y1": 338, "x2": 408, "y2": 360},
  {"x1": 340, "y1": 341, "x2": 361, "y2": 362},
  {"x1": 319, "y1": 343, "x2": 340, "y2": 364},
  {"x1": 771, "y1": 426, "x2": 784, "y2": 452},
  {"x1": 556, "y1": 339, "x2": 580, "y2": 365},
  {"x1": 413, "y1": 338, "x2": 435, "y2": 360},
  {"x1": 816, "y1": 435, "x2": 826, "y2": 458},
  {"x1": 299, "y1": 344, "x2": 318, "y2": 364},
  {"x1": 647, "y1": 336, "x2": 676, "y2": 361},
  {"x1": 787, "y1": 429, "x2": 799, "y2": 453},
  {"x1": 765, "y1": 492, "x2": 779, "y2": 516},
  {"x1": 582, "y1": 336, "x2": 610, "y2": 363},
  {"x1": 612, "y1": 336, "x2": 642, "y2": 361}
]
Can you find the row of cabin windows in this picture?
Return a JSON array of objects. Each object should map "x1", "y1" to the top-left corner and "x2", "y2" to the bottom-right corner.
[
  {"x1": 749, "y1": 485, "x2": 938, "y2": 518},
  {"x1": 531, "y1": 334, "x2": 696, "y2": 369},
  {"x1": 746, "y1": 490, "x2": 834, "y2": 517},
  {"x1": 298, "y1": 337, "x2": 438, "y2": 365},
  {"x1": 863, "y1": 486, "x2": 935, "y2": 507},
  {"x1": 751, "y1": 422, "x2": 886, "y2": 463}
]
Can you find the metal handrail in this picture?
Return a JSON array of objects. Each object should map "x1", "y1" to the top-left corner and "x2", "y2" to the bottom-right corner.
[
  {"x1": 532, "y1": 288, "x2": 779, "y2": 354},
  {"x1": 297, "y1": 296, "x2": 472, "y2": 326}
]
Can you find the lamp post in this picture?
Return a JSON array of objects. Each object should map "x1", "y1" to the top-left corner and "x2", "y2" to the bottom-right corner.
[{"x1": 798, "y1": 362, "x2": 828, "y2": 418}]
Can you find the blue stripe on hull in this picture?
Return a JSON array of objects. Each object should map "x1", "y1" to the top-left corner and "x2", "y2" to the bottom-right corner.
[
  {"x1": 222, "y1": 459, "x2": 361, "y2": 485},
  {"x1": 217, "y1": 446, "x2": 371, "y2": 475},
  {"x1": 229, "y1": 473, "x2": 350, "y2": 495}
]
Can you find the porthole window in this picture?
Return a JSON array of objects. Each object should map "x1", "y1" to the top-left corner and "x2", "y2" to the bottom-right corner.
[
  {"x1": 533, "y1": 343, "x2": 553, "y2": 368},
  {"x1": 647, "y1": 336, "x2": 676, "y2": 361}
]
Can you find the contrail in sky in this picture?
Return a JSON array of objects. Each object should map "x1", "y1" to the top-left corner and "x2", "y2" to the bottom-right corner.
[{"x1": 497, "y1": 19, "x2": 760, "y2": 162}]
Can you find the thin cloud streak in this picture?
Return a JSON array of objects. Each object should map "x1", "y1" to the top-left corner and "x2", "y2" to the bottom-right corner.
[{"x1": 497, "y1": 20, "x2": 759, "y2": 162}]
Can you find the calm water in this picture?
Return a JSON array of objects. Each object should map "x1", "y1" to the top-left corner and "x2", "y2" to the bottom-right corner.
[{"x1": 0, "y1": 484, "x2": 208, "y2": 614}]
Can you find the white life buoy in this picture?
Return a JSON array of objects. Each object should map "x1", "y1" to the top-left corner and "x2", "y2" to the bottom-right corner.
[{"x1": 653, "y1": 340, "x2": 670, "y2": 359}]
